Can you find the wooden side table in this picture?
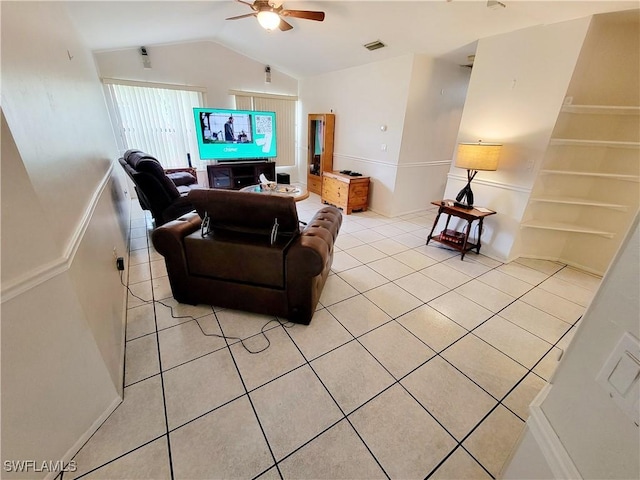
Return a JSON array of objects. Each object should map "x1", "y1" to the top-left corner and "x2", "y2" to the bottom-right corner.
[{"x1": 426, "y1": 201, "x2": 496, "y2": 260}]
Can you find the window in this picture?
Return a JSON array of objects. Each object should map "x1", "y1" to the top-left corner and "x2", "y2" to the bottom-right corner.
[
  {"x1": 231, "y1": 90, "x2": 298, "y2": 167},
  {"x1": 104, "y1": 79, "x2": 205, "y2": 169}
]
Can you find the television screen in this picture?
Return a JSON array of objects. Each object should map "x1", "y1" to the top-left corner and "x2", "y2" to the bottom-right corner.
[{"x1": 193, "y1": 108, "x2": 277, "y2": 161}]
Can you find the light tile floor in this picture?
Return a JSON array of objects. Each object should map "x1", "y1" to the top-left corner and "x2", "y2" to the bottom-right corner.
[{"x1": 67, "y1": 193, "x2": 601, "y2": 479}]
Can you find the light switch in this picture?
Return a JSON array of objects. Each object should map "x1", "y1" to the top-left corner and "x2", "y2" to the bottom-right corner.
[
  {"x1": 608, "y1": 352, "x2": 640, "y2": 395},
  {"x1": 596, "y1": 332, "x2": 640, "y2": 425}
]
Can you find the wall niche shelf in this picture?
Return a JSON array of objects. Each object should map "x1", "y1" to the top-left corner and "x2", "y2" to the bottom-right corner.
[
  {"x1": 521, "y1": 220, "x2": 615, "y2": 239},
  {"x1": 560, "y1": 104, "x2": 640, "y2": 115},
  {"x1": 521, "y1": 100, "x2": 639, "y2": 273},
  {"x1": 549, "y1": 138, "x2": 640, "y2": 148},
  {"x1": 529, "y1": 196, "x2": 629, "y2": 211},
  {"x1": 539, "y1": 169, "x2": 640, "y2": 181}
]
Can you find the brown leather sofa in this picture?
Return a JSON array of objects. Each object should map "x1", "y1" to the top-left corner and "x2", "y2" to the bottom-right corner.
[
  {"x1": 151, "y1": 188, "x2": 342, "y2": 324},
  {"x1": 119, "y1": 150, "x2": 200, "y2": 226}
]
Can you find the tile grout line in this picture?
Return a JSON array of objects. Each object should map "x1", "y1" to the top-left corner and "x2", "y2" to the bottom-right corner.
[
  {"x1": 326, "y1": 258, "x2": 573, "y2": 476},
  {"x1": 213, "y1": 315, "x2": 285, "y2": 480},
  {"x1": 145, "y1": 217, "x2": 177, "y2": 480},
  {"x1": 279, "y1": 319, "x2": 392, "y2": 480}
]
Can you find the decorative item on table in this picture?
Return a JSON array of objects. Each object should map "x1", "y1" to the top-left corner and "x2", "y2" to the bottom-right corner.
[
  {"x1": 259, "y1": 173, "x2": 277, "y2": 191},
  {"x1": 441, "y1": 229, "x2": 465, "y2": 245},
  {"x1": 277, "y1": 186, "x2": 299, "y2": 194},
  {"x1": 454, "y1": 141, "x2": 501, "y2": 209}
]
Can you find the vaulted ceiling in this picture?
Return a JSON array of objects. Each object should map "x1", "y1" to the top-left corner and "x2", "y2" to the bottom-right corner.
[{"x1": 65, "y1": 1, "x2": 637, "y2": 78}]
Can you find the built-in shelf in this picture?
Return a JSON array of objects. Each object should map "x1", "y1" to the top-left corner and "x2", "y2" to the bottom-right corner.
[
  {"x1": 530, "y1": 196, "x2": 629, "y2": 211},
  {"x1": 521, "y1": 220, "x2": 615, "y2": 238},
  {"x1": 549, "y1": 138, "x2": 640, "y2": 148},
  {"x1": 539, "y1": 169, "x2": 640, "y2": 181},
  {"x1": 561, "y1": 105, "x2": 640, "y2": 115}
]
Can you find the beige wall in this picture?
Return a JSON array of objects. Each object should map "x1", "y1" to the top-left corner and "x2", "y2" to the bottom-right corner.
[
  {"x1": 520, "y1": 10, "x2": 640, "y2": 275},
  {"x1": 441, "y1": 17, "x2": 591, "y2": 261},
  {"x1": 1, "y1": 2, "x2": 129, "y2": 477}
]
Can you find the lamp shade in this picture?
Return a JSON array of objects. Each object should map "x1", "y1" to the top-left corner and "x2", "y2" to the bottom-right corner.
[
  {"x1": 455, "y1": 142, "x2": 501, "y2": 171},
  {"x1": 257, "y1": 11, "x2": 281, "y2": 30}
]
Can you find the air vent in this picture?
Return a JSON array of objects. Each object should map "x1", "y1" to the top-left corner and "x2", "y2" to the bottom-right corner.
[{"x1": 364, "y1": 40, "x2": 386, "y2": 51}]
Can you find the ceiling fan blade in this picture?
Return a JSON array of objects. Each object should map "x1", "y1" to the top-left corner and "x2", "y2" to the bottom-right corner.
[
  {"x1": 234, "y1": 0, "x2": 255, "y2": 7},
  {"x1": 279, "y1": 18, "x2": 294, "y2": 31},
  {"x1": 226, "y1": 12, "x2": 258, "y2": 20},
  {"x1": 281, "y1": 10, "x2": 325, "y2": 21}
]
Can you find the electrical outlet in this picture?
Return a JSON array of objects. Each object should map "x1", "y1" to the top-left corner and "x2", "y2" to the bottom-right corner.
[
  {"x1": 113, "y1": 247, "x2": 118, "y2": 259},
  {"x1": 116, "y1": 257, "x2": 125, "y2": 271}
]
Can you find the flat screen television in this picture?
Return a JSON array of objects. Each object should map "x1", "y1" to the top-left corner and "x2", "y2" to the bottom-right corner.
[{"x1": 193, "y1": 108, "x2": 277, "y2": 161}]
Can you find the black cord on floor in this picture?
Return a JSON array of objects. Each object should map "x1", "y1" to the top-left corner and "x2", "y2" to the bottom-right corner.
[{"x1": 120, "y1": 271, "x2": 294, "y2": 354}]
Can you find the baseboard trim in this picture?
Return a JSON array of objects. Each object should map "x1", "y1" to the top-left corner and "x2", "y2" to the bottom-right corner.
[
  {"x1": 527, "y1": 384, "x2": 582, "y2": 479},
  {"x1": 1, "y1": 162, "x2": 115, "y2": 303},
  {"x1": 516, "y1": 254, "x2": 604, "y2": 277},
  {"x1": 45, "y1": 395, "x2": 122, "y2": 480}
]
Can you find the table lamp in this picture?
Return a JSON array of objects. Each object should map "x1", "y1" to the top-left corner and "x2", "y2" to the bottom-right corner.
[{"x1": 454, "y1": 141, "x2": 501, "y2": 209}]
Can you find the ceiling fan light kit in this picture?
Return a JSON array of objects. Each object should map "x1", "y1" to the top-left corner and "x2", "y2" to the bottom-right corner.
[
  {"x1": 257, "y1": 10, "x2": 280, "y2": 30},
  {"x1": 227, "y1": 0, "x2": 325, "y2": 31}
]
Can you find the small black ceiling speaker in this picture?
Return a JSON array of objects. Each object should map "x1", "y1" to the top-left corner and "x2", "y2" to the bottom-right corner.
[{"x1": 140, "y1": 46, "x2": 151, "y2": 69}]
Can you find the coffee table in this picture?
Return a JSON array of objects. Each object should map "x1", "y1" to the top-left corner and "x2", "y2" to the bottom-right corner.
[{"x1": 240, "y1": 184, "x2": 309, "y2": 202}]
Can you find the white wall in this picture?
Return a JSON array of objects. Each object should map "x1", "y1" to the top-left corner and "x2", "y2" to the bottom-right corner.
[
  {"x1": 440, "y1": 17, "x2": 591, "y2": 261},
  {"x1": 540, "y1": 214, "x2": 640, "y2": 478},
  {"x1": 504, "y1": 213, "x2": 640, "y2": 479},
  {"x1": 1, "y1": 2, "x2": 129, "y2": 477},
  {"x1": 393, "y1": 55, "x2": 470, "y2": 216},
  {"x1": 299, "y1": 54, "x2": 469, "y2": 216},
  {"x1": 299, "y1": 55, "x2": 413, "y2": 214}
]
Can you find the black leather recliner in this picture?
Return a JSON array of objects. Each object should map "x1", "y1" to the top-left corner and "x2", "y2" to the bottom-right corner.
[{"x1": 119, "y1": 150, "x2": 200, "y2": 226}]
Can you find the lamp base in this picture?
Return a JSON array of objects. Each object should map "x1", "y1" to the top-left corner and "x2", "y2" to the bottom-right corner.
[
  {"x1": 455, "y1": 169, "x2": 476, "y2": 209},
  {"x1": 453, "y1": 201, "x2": 474, "y2": 210}
]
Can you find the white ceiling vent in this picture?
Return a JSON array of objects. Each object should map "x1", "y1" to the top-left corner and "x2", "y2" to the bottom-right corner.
[{"x1": 364, "y1": 40, "x2": 386, "y2": 51}]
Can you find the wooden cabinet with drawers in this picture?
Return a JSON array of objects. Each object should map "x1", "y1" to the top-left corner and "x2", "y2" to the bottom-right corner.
[{"x1": 321, "y1": 171, "x2": 370, "y2": 214}]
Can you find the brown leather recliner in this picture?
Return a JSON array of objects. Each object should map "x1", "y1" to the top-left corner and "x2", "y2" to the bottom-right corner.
[{"x1": 151, "y1": 188, "x2": 342, "y2": 324}]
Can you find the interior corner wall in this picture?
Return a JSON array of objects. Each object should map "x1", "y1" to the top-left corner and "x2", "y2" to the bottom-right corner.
[
  {"x1": 440, "y1": 17, "x2": 591, "y2": 261},
  {"x1": 299, "y1": 54, "x2": 469, "y2": 217},
  {"x1": 299, "y1": 54, "x2": 414, "y2": 215},
  {"x1": 392, "y1": 55, "x2": 470, "y2": 216},
  {"x1": 1, "y1": 2, "x2": 129, "y2": 477}
]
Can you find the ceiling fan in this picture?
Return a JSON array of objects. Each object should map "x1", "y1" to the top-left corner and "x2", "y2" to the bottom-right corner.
[{"x1": 226, "y1": 0, "x2": 325, "y2": 31}]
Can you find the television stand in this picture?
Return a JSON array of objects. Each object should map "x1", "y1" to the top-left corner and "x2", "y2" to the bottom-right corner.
[{"x1": 207, "y1": 161, "x2": 275, "y2": 190}]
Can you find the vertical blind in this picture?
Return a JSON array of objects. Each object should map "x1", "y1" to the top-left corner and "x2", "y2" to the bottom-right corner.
[
  {"x1": 104, "y1": 81, "x2": 204, "y2": 169},
  {"x1": 232, "y1": 91, "x2": 297, "y2": 167}
]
